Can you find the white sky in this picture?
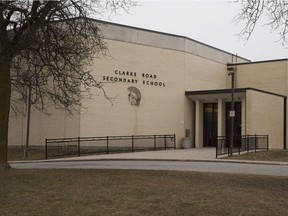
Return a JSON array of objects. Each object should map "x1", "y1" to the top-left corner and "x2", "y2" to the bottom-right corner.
[{"x1": 103, "y1": 0, "x2": 287, "y2": 62}]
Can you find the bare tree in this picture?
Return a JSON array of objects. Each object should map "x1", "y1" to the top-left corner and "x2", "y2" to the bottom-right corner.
[
  {"x1": 0, "y1": 0, "x2": 136, "y2": 169},
  {"x1": 234, "y1": 0, "x2": 288, "y2": 46}
]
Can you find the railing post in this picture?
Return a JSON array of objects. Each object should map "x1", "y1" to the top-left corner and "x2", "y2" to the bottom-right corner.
[
  {"x1": 245, "y1": 135, "x2": 247, "y2": 151},
  {"x1": 228, "y1": 140, "x2": 230, "y2": 157},
  {"x1": 238, "y1": 136, "x2": 241, "y2": 155},
  {"x1": 164, "y1": 135, "x2": 167, "y2": 150},
  {"x1": 154, "y1": 135, "x2": 156, "y2": 151},
  {"x1": 106, "y1": 136, "x2": 109, "y2": 154},
  {"x1": 247, "y1": 135, "x2": 250, "y2": 153},
  {"x1": 45, "y1": 138, "x2": 48, "y2": 159},
  {"x1": 78, "y1": 137, "x2": 80, "y2": 157},
  {"x1": 216, "y1": 137, "x2": 218, "y2": 159},
  {"x1": 255, "y1": 134, "x2": 257, "y2": 152},
  {"x1": 132, "y1": 135, "x2": 134, "y2": 152},
  {"x1": 174, "y1": 134, "x2": 176, "y2": 149},
  {"x1": 267, "y1": 135, "x2": 269, "y2": 150}
]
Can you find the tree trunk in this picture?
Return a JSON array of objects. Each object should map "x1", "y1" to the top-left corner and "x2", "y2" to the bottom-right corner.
[{"x1": 0, "y1": 60, "x2": 11, "y2": 169}]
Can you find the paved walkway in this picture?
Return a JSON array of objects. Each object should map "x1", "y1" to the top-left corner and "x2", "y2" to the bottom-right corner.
[
  {"x1": 11, "y1": 160, "x2": 288, "y2": 176},
  {"x1": 48, "y1": 148, "x2": 218, "y2": 162},
  {"x1": 38, "y1": 148, "x2": 288, "y2": 166},
  {"x1": 10, "y1": 148, "x2": 288, "y2": 176}
]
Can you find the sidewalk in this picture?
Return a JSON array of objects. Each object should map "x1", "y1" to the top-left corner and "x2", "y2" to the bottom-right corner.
[
  {"x1": 42, "y1": 148, "x2": 288, "y2": 166},
  {"x1": 50, "y1": 148, "x2": 216, "y2": 161}
]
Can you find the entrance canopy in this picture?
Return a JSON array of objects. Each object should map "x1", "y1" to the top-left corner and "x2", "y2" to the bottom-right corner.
[
  {"x1": 185, "y1": 88, "x2": 247, "y2": 103},
  {"x1": 185, "y1": 87, "x2": 286, "y2": 149}
]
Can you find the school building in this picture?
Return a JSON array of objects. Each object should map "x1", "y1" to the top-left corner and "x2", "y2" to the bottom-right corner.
[{"x1": 8, "y1": 20, "x2": 288, "y2": 150}]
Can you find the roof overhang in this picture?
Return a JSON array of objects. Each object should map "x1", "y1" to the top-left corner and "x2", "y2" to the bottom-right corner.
[
  {"x1": 185, "y1": 88, "x2": 286, "y2": 103},
  {"x1": 185, "y1": 88, "x2": 246, "y2": 103}
]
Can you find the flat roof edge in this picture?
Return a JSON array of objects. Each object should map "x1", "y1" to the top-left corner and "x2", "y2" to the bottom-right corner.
[
  {"x1": 95, "y1": 19, "x2": 250, "y2": 63},
  {"x1": 228, "y1": 58, "x2": 288, "y2": 66},
  {"x1": 185, "y1": 88, "x2": 286, "y2": 98}
]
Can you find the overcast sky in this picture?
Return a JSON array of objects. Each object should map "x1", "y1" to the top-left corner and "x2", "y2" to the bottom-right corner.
[{"x1": 103, "y1": 0, "x2": 287, "y2": 62}]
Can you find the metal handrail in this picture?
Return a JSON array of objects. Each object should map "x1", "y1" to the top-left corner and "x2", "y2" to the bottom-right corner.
[
  {"x1": 216, "y1": 134, "x2": 269, "y2": 158},
  {"x1": 45, "y1": 134, "x2": 176, "y2": 159}
]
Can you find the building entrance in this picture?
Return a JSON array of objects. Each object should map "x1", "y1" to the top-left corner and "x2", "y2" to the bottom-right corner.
[
  {"x1": 203, "y1": 103, "x2": 218, "y2": 147},
  {"x1": 202, "y1": 102, "x2": 242, "y2": 147}
]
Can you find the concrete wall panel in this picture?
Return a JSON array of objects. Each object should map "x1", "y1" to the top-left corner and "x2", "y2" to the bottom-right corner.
[{"x1": 246, "y1": 90, "x2": 284, "y2": 149}]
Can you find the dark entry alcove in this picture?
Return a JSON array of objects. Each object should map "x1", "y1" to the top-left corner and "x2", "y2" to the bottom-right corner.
[{"x1": 203, "y1": 103, "x2": 218, "y2": 147}]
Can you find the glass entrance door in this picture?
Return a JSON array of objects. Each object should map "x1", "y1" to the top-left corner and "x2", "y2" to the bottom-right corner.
[{"x1": 203, "y1": 103, "x2": 218, "y2": 147}]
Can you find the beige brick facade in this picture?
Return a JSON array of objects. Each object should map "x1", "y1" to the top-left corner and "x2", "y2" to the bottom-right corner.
[{"x1": 8, "y1": 21, "x2": 288, "y2": 150}]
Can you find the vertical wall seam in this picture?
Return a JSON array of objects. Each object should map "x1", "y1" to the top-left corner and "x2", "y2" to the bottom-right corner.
[{"x1": 284, "y1": 97, "x2": 287, "y2": 150}]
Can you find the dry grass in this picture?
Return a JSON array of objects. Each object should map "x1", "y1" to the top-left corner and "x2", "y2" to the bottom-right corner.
[
  {"x1": 8, "y1": 148, "x2": 46, "y2": 161},
  {"x1": 0, "y1": 169, "x2": 287, "y2": 216},
  {"x1": 228, "y1": 150, "x2": 288, "y2": 162}
]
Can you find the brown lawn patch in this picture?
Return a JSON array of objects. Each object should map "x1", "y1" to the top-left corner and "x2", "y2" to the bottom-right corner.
[
  {"x1": 227, "y1": 150, "x2": 288, "y2": 162},
  {"x1": 0, "y1": 169, "x2": 287, "y2": 216}
]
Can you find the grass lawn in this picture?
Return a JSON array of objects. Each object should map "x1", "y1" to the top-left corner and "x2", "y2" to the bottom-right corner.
[
  {"x1": 8, "y1": 148, "x2": 46, "y2": 161},
  {"x1": 227, "y1": 150, "x2": 288, "y2": 162},
  {"x1": 0, "y1": 169, "x2": 287, "y2": 216}
]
